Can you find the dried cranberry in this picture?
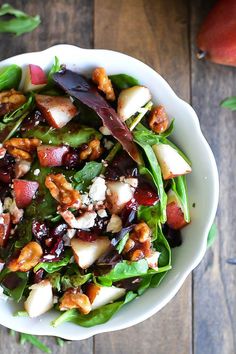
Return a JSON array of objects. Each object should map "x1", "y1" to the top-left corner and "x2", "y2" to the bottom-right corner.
[
  {"x1": 49, "y1": 238, "x2": 64, "y2": 257},
  {"x1": 105, "y1": 151, "x2": 138, "y2": 180},
  {"x1": 50, "y1": 223, "x2": 68, "y2": 238},
  {"x1": 62, "y1": 149, "x2": 80, "y2": 168},
  {"x1": 33, "y1": 269, "x2": 44, "y2": 283},
  {"x1": 32, "y1": 221, "x2": 49, "y2": 241},
  {"x1": 0, "y1": 153, "x2": 15, "y2": 184},
  {"x1": 120, "y1": 200, "x2": 138, "y2": 226},
  {"x1": 76, "y1": 230, "x2": 97, "y2": 242},
  {"x1": 21, "y1": 109, "x2": 46, "y2": 131},
  {"x1": 134, "y1": 178, "x2": 159, "y2": 206}
]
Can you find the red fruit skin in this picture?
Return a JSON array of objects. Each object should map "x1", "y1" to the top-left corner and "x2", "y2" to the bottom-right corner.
[
  {"x1": 166, "y1": 201, "x2": 188, "y2": 230},
  {"x1": 29, "y1": 64, "x2": 48, "y2": 85},
  {"x1": 37, "y1": 145, "x2": 69, "y2": 167},
  {"x1": 0, "y1": 213, "x2": 11, "y2": 247},
  {"x1": 13, "y1": 179, "x2": 39, "y2": 208},
  {"x1": 197, "y1": 0, "x2": 236, "y2": 66}
]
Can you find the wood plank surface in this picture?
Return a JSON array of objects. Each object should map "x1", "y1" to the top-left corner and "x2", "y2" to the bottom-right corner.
[
  {"x1": 0, "y1": 1, "x2": 94, "y2": 353},
  {"x1": 94, "y1": 1, "x2": 192, "y2": 353},
  {"x1": 191, "y1": 1, "x2": 236, "y2": 354}
]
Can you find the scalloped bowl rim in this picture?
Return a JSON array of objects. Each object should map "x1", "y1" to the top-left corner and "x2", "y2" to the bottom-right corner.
[{"x1": 0, "y1": 45, "x2": 219, "y2": 340}]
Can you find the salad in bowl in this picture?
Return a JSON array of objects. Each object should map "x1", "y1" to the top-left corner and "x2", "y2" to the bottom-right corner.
[{"x1": 0, "y1": 56, "x2": 192, "y2": 326}]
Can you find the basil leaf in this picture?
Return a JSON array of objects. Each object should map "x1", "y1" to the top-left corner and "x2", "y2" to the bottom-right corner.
[
  {"x1": 98, "y1": 259, "x2": 149, "y2": 286},
  {"x1": 52, "y1": 291, "x2": 136, "y2": 328},
  {"x1": 22, "y1": 123, "x2": 101, "y2": 147},
  {"x1": 3, "y1": 94, "x2": 34, "y2": 123},
  {"x1": 220, "y1": 96, "x2": 236, "y2": 111},
  {"x1": 1, "y1": 272, "x2": 28, "y2": 302},
  {"x1": 109, "y1": 74, "x2": 139, "y2": 90},
  {"x1": 207, "y1": 223, "x2": 217, "y2": 248},
  {"x1": 34, "y1": 250, "x2": 72, "y2": 273},
  {"x1": 135, "y1": 140, "x2": 167, "y2": 223},
  {"x1": 171, "y1": 176, "x2": 190, "y2": 223},
  {"x1": 74, "y1": 161, "x2": 102, "y2": 191},
  {"x1": 20, "y1": 333, "x2": 52, "y2": 354},
  {"x1": 0, "y1": 64, "x2": 21, "y2": 91},
  {"x1": 0, "y1": 4, "x2": 40, "y2": 36}
]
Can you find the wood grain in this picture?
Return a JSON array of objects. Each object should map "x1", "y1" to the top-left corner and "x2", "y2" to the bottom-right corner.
[
  {"x1": 0, "y1": 1, "x2": 94, "y2": 353},
  {"x1": 191, "y1": 1, "x2": 236, "y2": 354},
  {"x1": 94, "y1": 1, "x2": 192, "y2": 353}
]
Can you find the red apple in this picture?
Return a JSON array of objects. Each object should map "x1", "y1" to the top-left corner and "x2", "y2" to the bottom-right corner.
[
  {"x1": 0, "y1": 213, "x2": 11, "y2": 247},
  {"x1": 23, "y1": 64, "x2": 48, "y2": 92},
  {"x1": 166, "y1": 189, "x2": 188, "y2": 230},
  {"x1": 35, "y1": 94, "x2": 78, "y2": 128},
  {"x1": 13, "y1": 179, "x2": 39, "y2": 209},
  {"x1": 37, "y1": 145, "x2": 69, "y2": 167}
]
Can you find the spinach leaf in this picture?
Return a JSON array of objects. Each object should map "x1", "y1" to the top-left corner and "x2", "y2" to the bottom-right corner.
[
  {"x1": 34, "y1": 250, "x2": 72, "y2": 273},
  {"x1": 74, "y1": 161, "x2": 102, "y2": 191},
  {"x1": 116, "y1": 233, "x2": 129, "y2": 254},
  {"x1": 0, "y1": 64, "x2": 21, "y2": 90},
  {"x1": 3, "y1": 94, "x2": 34, "y2": 123},
  {"x1": 61, "y1": 273, "x2": 91, "y2": 290},
  {"x1": 109, "y1": 74, "x2": 139, "y2": 90},
  {"x1": 20, "y1": 333, "x2": 52, "y2": 354},
  {"x1": 98, "y1": 259, "x2": 149, "y2": 286},
  {"x1": 1, "y1": 272, "x2": 28, "y2": 302},
  {"x1": 0, "y1": 3, "x2": 40, "y2": 36},
  {"x1": 171, "y1": 176, "x2": 190, "y2": 223},
  {"x1": 47, "y1": 56, "x2": 61, "y2": 87},
  {"x1": 0, "y1": 111, "x2": 28, "y2": 143},
  {"x1": 22, "y1": 123, "x2": 101, "y2": 147},
  {"x1": 135, "y1": 140, "x2": 167, "y2": 223},
  {"x1": 134, "y1": 119, "x2": 174, "y2": 143},
  {"x1": 220, "y1": 96, "x2": 236, "y2": 111},
  {"x1": 46, "y1": 272, "x2": 61, "y2": 292},
  {"x1": 207, "y1": 223, "x2": 217, "y2": 248},
  {"x1": 14, "y1": 219, "x2": 32, "y2": 248},
  {"x1": 52, "y1": 291, "x2": 136, "y2": 328}
]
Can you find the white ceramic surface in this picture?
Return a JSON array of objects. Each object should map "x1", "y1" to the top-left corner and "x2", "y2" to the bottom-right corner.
[{"x1": 0, "y1": 45, "x2": 219, "y2": 340}]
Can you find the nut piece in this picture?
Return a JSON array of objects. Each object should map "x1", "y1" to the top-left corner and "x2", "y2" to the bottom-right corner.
[
  {"x1": 0, "y1": 89, "x2": 26, "y2": 117},
  {"x1": 4, "y1": 138, "x2": 42, "y2": 161},
  {"x1": 149, "y1": 105, "x2": 169, "y2": 133},
  {"x1": 8, "y1": 241, "x2": 43, "y2": 272},
  {"x1": 59, "y1": 288, "x2": 91, "y2": 314},
  {"x1": 45, "y1": 173, "x2": 81, "y2": 209},
  {"x1": 133, "y1": 222, "x2": 151, "y2": 243},
  {"x1": 92, "y1": 67, "x2": 115, "y2": 101},
  {"x1": 79, "y1": 139, "x2": 103, "y2": 161},
  {"x1": 123, "y1": 222, "x2": 152, "y2": 261}
]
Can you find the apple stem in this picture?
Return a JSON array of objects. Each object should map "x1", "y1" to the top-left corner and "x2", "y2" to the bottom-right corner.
[{"x1": 196, "y1": 49, "x2": 207, "y2": 60}]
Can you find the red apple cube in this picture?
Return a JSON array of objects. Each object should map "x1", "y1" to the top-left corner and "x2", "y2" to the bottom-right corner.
[
  {"x1": 37, "y1": 145, "x2": 69, "y2": 167},
  {"x1": 0, "y1": 213, "x2": 11, "y2": 247},
  {"x1": 13, "y1": 179, "x2": 39, "y2": 209},
  {"x1": 166, "y1": 189, "x2": 188, "y2": 230},
  {"x1": 35, "y1": 94, "x2": 78, "y2": 128},
  {"x1": 23, "y1": 64, "x2": 48, "y2": 92}
]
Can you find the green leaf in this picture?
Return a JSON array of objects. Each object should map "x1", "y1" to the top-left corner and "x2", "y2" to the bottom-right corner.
[
  {"x1": 135, "y1": 140, "x2": 167, "y2": 223},
  {"x1": 74, "y1": 161, "x2": 102, "y2": 191},
  {"x1": 52, "y1": 291, "x2": 136, "y2": 328},
  {"x1": 220, "y1": 96, "x2": 236, "y2": 111},
  {"x1": 61, "y1": 273, "x2": 91, "y2": 290},
  {"x1": 98, "y1": 259, "x2": 149, "y2": 286},
  {"x1": 1, "y1": 272, "x2": 28, "y2": 302},
  {"x1": 14, "y1": 220, "x2": 32, "y2": 248},
  {"x1": 116, "y1": 233, "x2": 129, "y2": 254},
  {"x1": 3, "y1": 94, "x2": 34, "y2": 123},
  {"x1": 134, "y1": 119, "x2": 174, "y2": 143},
  {"x1": 171, "y1": 176, "x2": 190, "y2": 223},
  {"x1": 22, "y1": 123, "x2": 101, "y2": 147},
  {"x1": 0, "y1": 4, "x2": 40, "y2": 36},
  {"x1": 14, "y1": 310, "x2": 28, "y2": 317},
  {"x1": 20, "y1": 333, "x2": 52, "y2": 354},
  {"x1": 0, "y1": 64, "x2": 21, "y2": 90},
  {"x1": 207, "y1": 223, "x2": 218, "y2": 248},
  {"x1": 47, "y1": 56, "x2": 61, "y2": 86},
  {"x1": 34, "y1": 250, "x2": 72, "y2": 273},
  {"x1": 46, "y1": 272, "x2": 61, "y2": 292},
  {"x1": 109, "y1": 74, "x2": 139, "y2": 90}
]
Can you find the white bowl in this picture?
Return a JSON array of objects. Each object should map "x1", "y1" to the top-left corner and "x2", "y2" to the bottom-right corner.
[{"x1": 0, "y1": 44, "x2": 219, "y2": 340}]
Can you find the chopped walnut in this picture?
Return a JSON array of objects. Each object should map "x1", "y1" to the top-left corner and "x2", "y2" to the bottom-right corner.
[
  {"x1": 0, "y1": 89, "x2": 26, "y2": 117},
  {"x1": 8, "y1": 241, "x2": 43, "y2": 272},
  {"x1": 149, "y1": 105, "x2": 169, "y2": 134},
  {"x1": 79, "y1": 139, "x2": 103, "y2": 161},
  {"x1": 4, "y1": 138, "x2": 42, "y2": 162},
  {"x1": 123, "y1": 222, "x2": 152, "y2": 261},
  {"x1": 59, "y1": 288, "x2": 91, "y2": 314},
  {"x1": 92, "y1": 67, "x2": 115, "y2": 101},
  {"x1": 45, "y1": 173, "x2": 81, "y2": 209}
]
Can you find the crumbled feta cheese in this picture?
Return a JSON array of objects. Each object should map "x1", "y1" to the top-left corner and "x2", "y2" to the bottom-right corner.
[
  {"x1": 81, "y1": 193, "x2": 90, "y2": 206},
  {"x1": 97, "y1": 209, "x2": 108, "y2": 218},
  {"x1": 33, "y1": 168, "x2": 40, "y2": 176},
  {"x1": 60, "y1": 210, "x2": 97, "y2": 229},
  {"x1": 0, "y1": 200, "x2": 3, "y2": 214},
  {"x1": 106, "y1": 214, "x2": 122, "y2": 233},
  {"x1": 146, "y1": 251, "x2": 160, "y2": 271},
  {"x1": 67, "y1": 228, "x2": 76, "y2": 239},
  {"x1": 53, "y1": 296, "x2": 59, "y2": 304},
  {"x1": 124, "y1": 177, "x2": 138, "y2": 188},
  {"x1": 89, "y1": 177, "x2": 107, "y2": 202},
  {"x1": 103, "y1": 139, "x2": 114, "y2": 150},
  {"x1": 99, "y1": 126, "x2": 111, "y2": 135}
]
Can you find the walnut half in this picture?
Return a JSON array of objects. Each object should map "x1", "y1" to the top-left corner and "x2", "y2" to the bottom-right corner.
[
  {"x1": 59, "y1": 288, "x2": 91, "y2": 314},
  {"x1": 4, "y1": 138, "x2": 42, "y2": 162},
  {"x1": 0, "y1": 89, "x2": 26, "y2": 117}
]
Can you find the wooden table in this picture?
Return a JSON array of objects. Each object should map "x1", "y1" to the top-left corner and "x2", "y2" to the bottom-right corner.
[{"x1": 0, "y1": 1, "x2": 235, "y2": 353}]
